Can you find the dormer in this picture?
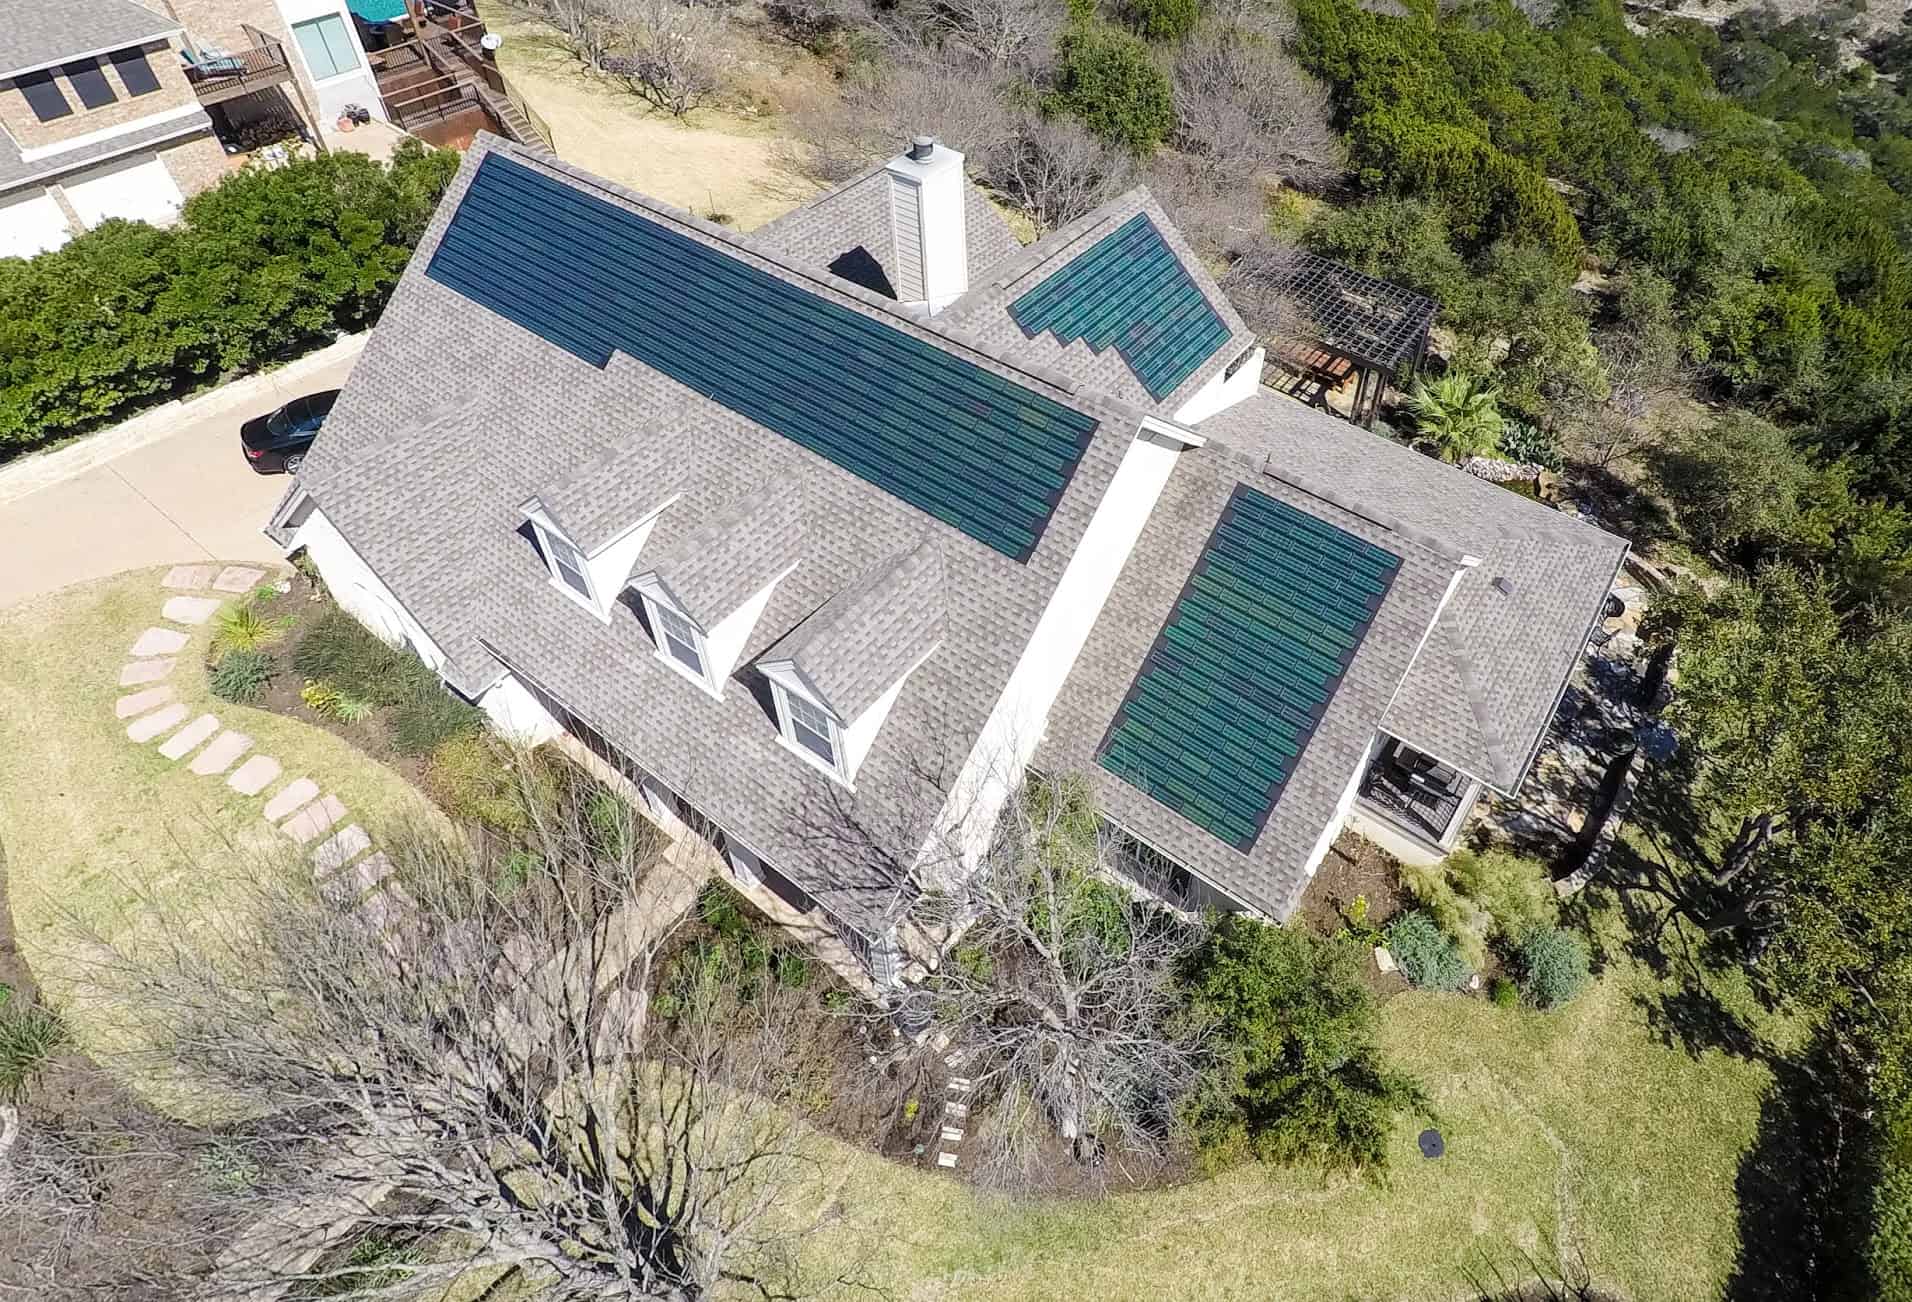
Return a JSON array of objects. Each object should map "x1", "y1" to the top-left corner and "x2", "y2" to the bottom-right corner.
[
  {"x1": 632, "y1": 480, "x2": 803, "y2": 697},
  {"x1": 758, "y1": 544, "x2": 944, "y2": 787},
  {"x1": 520, "y1": 489, "x2": 677, "y2": 623}
]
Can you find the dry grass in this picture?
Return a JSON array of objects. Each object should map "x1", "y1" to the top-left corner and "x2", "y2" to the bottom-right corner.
[
  {"x1": 479, "y1": 0, "x2": 827, "y2": 230},
  {"x1": 0, "y1": 568, "x2": 441, "y2": 1065}
]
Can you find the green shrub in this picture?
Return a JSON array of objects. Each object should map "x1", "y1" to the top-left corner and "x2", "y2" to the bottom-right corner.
[
  {"x1": 1396, "y1": 858, "x2": 1491, "y2": 970},
  {"x1": 1518, "y1": 927, "x2": 1590, "y2": 1009},
  {"x1": 585, "y1": 787, "x2": 636, "y2": 860},
  {"x1": 300, "y1": 678, "x2": 374, "y2": 723},
  {"x1": 1405, "y1": 372, "x2": 1503, "y2": 463},
  {"x1": 1385, "y1": 911, "x2": 1471, "y2": 992},
  {"x1": 424, "y1": 733, "x2": 528, "y2": 832},
  {"x1": 774, "y1": 949, "x2": 812, "y2": 988},
  {"x1": 1044, "y1": 24, "x2": 1176, "y2": 156},
  {"x1": 1120, "y1": 0, "x2": 1200, "y2": 42},
  {"x1": 1872, "y1": 1148, "x2": 1912, "y2": 1301},
  {"x1": 1184, "y1": 915, "x2": 1426, "y2": 1173},
  {"x1": 209, "y1": 648, "x2": 277, "y2": 703},
  {"x1": 293, "y1": 608, "x2": 408, "y2": 701},
  {"x1": 1448, "y1": 848, "x2": 1557, "y2": 944},
  {"x1": 1498, "y1": 419, "x2": 1564, "y2": 471},
  {"x1": 0, "y1": 142, "x2": 458, "y2": 457},
  {"x1": 0, "y1": 1004, "x2": 68, "y2": 1102},
  {"x1": 496, "y1": 849, "x2": 542, "y2": 895},
  {"x1": 388, "y1": 683, "x2": 484, "y2": 757},
  {"x1": 700, "y1": 881, "x2": 752, "y2": 938},
  {"x1": 1490, "y1": 976, "x2": 1519, "y2": 1008},
  {"x1": 211, "y1": 602, "x2": 288, "y2": 662}
]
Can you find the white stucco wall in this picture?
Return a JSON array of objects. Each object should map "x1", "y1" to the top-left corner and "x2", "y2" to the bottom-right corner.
[
  {"x1": 477, "y1": 673, "x2": 563, "y2": 745},
  {"x1": 925, "y1": 431, "x2": 1188, "y2": 882},
  {"x1": 1176, "y1": 346, "x2": 1265, "y2": 426},
  {"x1": 275, "y1": 0, "x2": 385, "y2": 125},
  {"x1": 283, "y1": 503, "x2": 448, "y2": 670}
]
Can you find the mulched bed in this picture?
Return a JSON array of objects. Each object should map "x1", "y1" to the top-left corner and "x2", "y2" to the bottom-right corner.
[
  {"x1": 236, "y1": 573, "x2": 433, "y2": 790},
  {"x1": 1295, "y1": 831, "x2": 1412, "y2": 1000}
]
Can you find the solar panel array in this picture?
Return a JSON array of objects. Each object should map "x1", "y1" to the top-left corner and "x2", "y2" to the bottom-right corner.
[
  {"x1": 1098, "y1": 486, "x2": 1401, "y2": 851},
  {"x1": 426, "y1": 154, "x2": 1099, "y2": 562},
  {"x1": 1008, "y1": 213, "x2": 1231, "y2": 400}
]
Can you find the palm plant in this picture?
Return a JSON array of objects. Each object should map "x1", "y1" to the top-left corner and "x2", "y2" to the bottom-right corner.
[
  {"x1": 1404, "y1": 372, "x2": 1505, "y2": 464},
  {"x1": 210, "y1": 601, "x2": 288, "y2": 662}
]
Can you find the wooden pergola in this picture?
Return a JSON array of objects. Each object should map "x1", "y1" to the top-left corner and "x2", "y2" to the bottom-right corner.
[{"x1": 1264, "y1": 253, "x2": 1437, "y2": 430}]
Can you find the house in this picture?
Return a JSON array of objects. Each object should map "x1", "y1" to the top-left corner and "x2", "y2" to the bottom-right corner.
[
  {"x1": 0, "y1": 0, "x2": 229, "y2": 258},
  {"x1": 266, "y1": 134, "x2": 1628, "y2": 981},
  {"x1": 158, "y1": 0, "x2": 389, "y2": 142}
]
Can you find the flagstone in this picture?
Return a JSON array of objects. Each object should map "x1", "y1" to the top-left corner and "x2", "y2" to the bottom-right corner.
[
  {"x1": 127, "y1": 703, "x2": 188, "y2": 743},
  {"x1": 281, "y1": 794, "x2": 347, "y2": 844},
  {"x1": 212, "y1": 565, "x2": 267, "y2": 593},
  {"x1": 158, "y1": 714, "x2": 219, "y2": 760},
  {"x1": 130, "y1": 627, "x2": 188, "y2": 657},
  {"x1": 227, "y1": 754, "x2": 282, "y2": 796},
  {"x1": 311, "y1": 824, "x2": 371, "y2": 876},
  {"x1": 263, "y1": 778, "x2": 320, "y2": 822},
  {"x1": 114, "y1": 685, "x2": 174, "y2": 719},
  {"x1": 189, "y1": 729, "x2": 252, "y2": 776},
  {"x1": 161, "y1": 596, "x2": 221, "y2": 626},
  {"x1": 163, "y1": 565, "x2": 218, "y2": 590},
  {"x1": 119, "y1": 658, "x2": 174, "y2": 686}
]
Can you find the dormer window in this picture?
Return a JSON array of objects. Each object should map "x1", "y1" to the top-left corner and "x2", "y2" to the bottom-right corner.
[
  {"x1": 774, "y1": 683, "x2": 847, "y2": 784},
  {"x1": 653, "y1": 602, "x2": 707, "y2": 679},
  {"x1": 529, "y1": 518, "x2": 601, "y2": 615}
]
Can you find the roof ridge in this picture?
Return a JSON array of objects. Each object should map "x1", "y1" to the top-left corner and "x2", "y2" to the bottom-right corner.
[{"x1": 1244, "y1": 451, "x2": 1473, "y2": 568}]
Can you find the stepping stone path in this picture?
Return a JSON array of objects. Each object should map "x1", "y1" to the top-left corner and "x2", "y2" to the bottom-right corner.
[
  {"x1": 128, "y1": 703, "x2": 188, "y2": 743},
  {"x1": 190, "y1": 729, "x2": 252, "y2": 776},
  {"x1": 936, "y1": 1049, "x2": 975, "y2": 1172},
  {"x1": 113, "y1": 566, "x2": 413, "y2": 945},
  {"x1": 130, "y1": 626, "x2": 189, "y2": 657},
  {"x1": 115, "y1": 685, "x2": 173, "y2": 719},
  {"x1": 227, "y1": 754, "x2": 281, "y2": 796},
  {"x1": 158, "y1": 713, "x2": 219, "y2": 760},
  {"x1": 161, "y1": 595, "x2": 221, "y2": 625}
]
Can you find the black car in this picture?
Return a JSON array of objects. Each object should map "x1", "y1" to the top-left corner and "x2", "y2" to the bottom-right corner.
[{"x1": 240, "y1": 389, "x2": 339, "y2": 474}]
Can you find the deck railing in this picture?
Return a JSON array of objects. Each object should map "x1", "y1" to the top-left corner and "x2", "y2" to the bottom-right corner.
[{"x1": 184, "y1": 35, "x2": 295, "y2": 105}]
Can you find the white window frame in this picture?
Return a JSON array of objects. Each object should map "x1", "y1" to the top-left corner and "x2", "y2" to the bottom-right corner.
[
  {"x1": 644, "y1": 595, "x2": 721, "y2": 697},
  {"x1": 291, "y1": 12, "x2": 361, "y2": 83},
  {"x1": 531, "y1": 520, "x2": 604, "y2": 620},
  {"x1": 773, "y1": 681, "x2": 849, "y2": 786}
]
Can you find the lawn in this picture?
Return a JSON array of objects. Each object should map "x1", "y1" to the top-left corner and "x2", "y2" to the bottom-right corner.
[
  {"x1": 0, "y1": 568, "x2": 441, "y2": 1062},
  {"x1": 0, "y1": 569, "x2": 1775, "y2": 1299},
  {"x1": 795, "y1": 910, "x2": 1781, "y2": 1301}
]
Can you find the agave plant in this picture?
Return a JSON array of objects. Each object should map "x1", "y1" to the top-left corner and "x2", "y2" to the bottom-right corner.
[
  {"x1": 210, "y1": 602, "x2": 288, "y2": 662},
  {"x1": 1404, "y1": 373, "x2": 1504, "y2": 464}
]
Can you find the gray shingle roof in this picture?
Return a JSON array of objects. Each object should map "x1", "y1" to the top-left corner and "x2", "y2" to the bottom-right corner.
[
  {"x1": 639, "y1": 478, "x2": 804, "y2": 627},
  {"x1": 1194, "y1": 393, "x2": 1629, "y2": 791},
  {"x1": 762, "y1": 543, "x2": 945, "y2": 721},
  {"x1": 0, "y1": 0, "x2": 177, "y2": 78},
  {"x1": 753, "y1": 159, "x2": 1024, "y2": 301},
  {"x1": 1037, "y1": 442, "x2": 1461, "y2": 921},
  {"x1": 0, "y1": 109, "x2": 213, "y2": 194},
  {"x1": 938, "y1": 188, "x2": 1258, "y2": 418},
  {"x1": 294, "y1": 136, "x2": 1139, "y2": 931}
]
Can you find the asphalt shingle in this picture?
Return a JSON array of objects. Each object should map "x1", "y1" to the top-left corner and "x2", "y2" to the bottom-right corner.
[
  {"x1": 0, "y1": 0, "x2": 176, "y2": 78},
  {"x1": 762, "y1": 543, "x2": 946, "y2": 722}
]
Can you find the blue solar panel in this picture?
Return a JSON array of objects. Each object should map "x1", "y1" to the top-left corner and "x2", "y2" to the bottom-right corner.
[
  {"x1": 1099, "y1": 487, "x2": 1400, "y2": 850},
  {"x1": 425, "y1": 154, "x2": 1100, "y2": 562},
  {"x1": 1009, "y1": 213, "x2": 1231, "y2": 401}
]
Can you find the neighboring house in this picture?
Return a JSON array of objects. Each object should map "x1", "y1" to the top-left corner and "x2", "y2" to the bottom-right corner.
[
  {"x1": 0, "y1": 0, "x2": 228, "y2": 258},
  {"x1": 267, "y1": 135, "x2": 1628, "y2": 983},
  {"x1": 156, "y1": 0, "x2": 387, "y2": 140}
]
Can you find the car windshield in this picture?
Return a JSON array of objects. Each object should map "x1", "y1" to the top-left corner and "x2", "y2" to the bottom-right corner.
[{"x1": 266, "y1": 396, "x2": 333, "y2": 439}]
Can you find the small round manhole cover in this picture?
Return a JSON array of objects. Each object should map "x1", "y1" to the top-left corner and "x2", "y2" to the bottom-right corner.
[{"x1": 1418, "y1": 1128, "x2": 1445, "y2": 1159}]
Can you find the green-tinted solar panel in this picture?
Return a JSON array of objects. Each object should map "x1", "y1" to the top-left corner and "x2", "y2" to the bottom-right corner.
[
  {"x1": 1098, "y1": 487, "x2": 1400, "y2": 850},
  {"x1": 425, "y1": 154, "x2": 1098, "y2": 562},
  {"x1": 1009, "y1": 213, "x2": 1231, "y2": 400}
]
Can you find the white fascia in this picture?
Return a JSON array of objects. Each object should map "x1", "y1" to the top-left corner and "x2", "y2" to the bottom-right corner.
[
  {"x1": 1175, "y1": 344, "x2": 1265, "y2": 427},
  {"x1": 519, "y1": 494, "x2": 678, "y2": 622},
  {"x1": 918, "y1": 430, "x2": 1188, "y2": 887},
  {"x1": 17, "y1": 102, "x2": 208, "y2": 163}
]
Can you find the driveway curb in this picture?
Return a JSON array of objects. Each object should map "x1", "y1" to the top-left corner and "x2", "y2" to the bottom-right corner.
[{"x1": 0, "y1": 333, "x2": 368, "y2": 507}]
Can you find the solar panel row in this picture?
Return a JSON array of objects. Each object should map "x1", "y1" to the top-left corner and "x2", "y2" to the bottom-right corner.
[
  {"x1": 1009, "y1": 213, "x2": 1231, "y2": 400},
  {"x1": 426, "y1": 154, "x2": 1100, "y2": 562},
  {"x1": 1098, "y1": 486, "x2": 1401, "y2": 850}
]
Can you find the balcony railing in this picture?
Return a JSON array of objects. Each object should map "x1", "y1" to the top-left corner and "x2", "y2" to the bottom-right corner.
[
  {"x1": 1358, "y1": 740, "x2": 1472, "y2": 846},
  {"x1": 184, "y1": 38, "x2": 295, "y2": 107}
]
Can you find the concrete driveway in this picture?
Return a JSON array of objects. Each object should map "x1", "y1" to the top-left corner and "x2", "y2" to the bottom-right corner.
[{"x1": 0, "y1": 349, "x2": 361, "y2": 610}]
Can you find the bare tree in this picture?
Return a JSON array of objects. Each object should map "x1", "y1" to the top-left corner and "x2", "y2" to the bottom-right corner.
[
  {"x1": 918, "y1": 776, "x2": 1211, "y2": 1192},
  {"x1": 1218, "y1": 232, "x2": 1315, "y2": 343},
  {"x1": 988, "y1": 115, "x2": 1134, "y2": 232},
  {"x1": 546, "y1": 0, "x2": 620, "y2": 69},
  {"x1": 47, "y1": 761, "x2": 867, "y2": 1300},
  {"x1": 1172, "y1": 18, "x2": 1345, "y2": 190},
  {"x1": 888, "y1": 0, "x2": 1062, "y2": 72},
  {"x1": 604, "y1": 0, "x2": 724, "y2": 117}
]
